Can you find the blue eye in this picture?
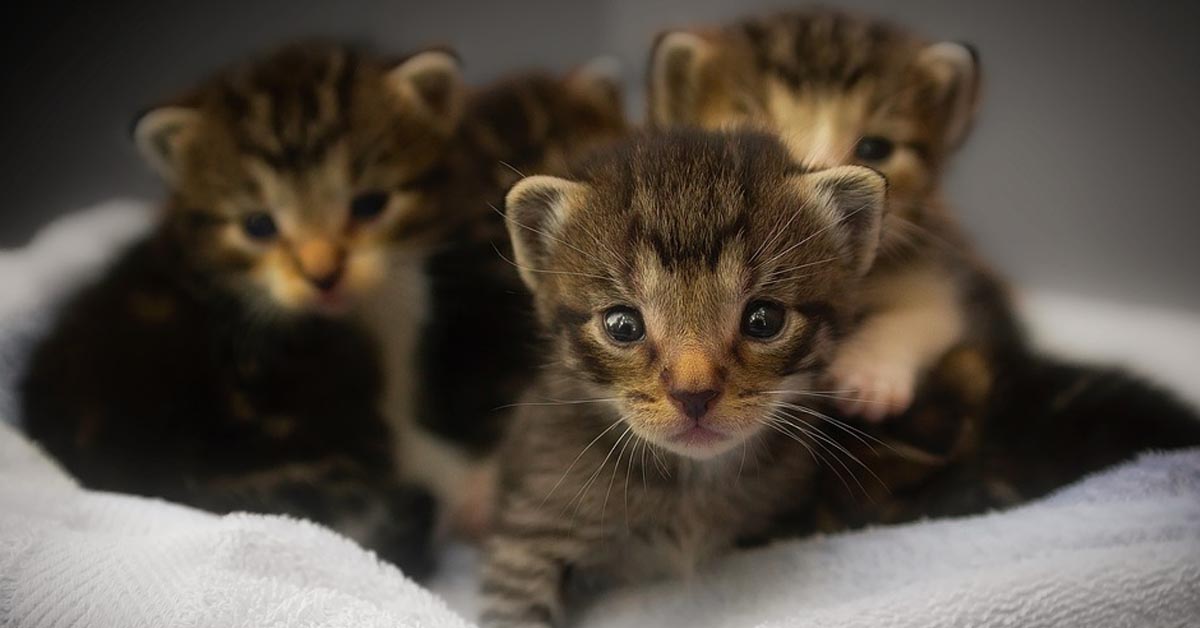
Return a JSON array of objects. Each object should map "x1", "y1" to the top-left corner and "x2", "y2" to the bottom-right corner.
[
  {"x1": 350, "y1": 191, "x2": 390, "y2": 221},
  {"x1": 242, "y1": 212, "x2": 278, "y2": 240}
]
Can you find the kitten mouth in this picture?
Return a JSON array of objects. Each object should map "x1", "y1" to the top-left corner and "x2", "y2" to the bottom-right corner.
[
  {"x1": 669, "y1": 424, "x2": 730, "y2": 448},
  {"x1": 310, "y1": 291, "x2": 354, "y2": 316}
]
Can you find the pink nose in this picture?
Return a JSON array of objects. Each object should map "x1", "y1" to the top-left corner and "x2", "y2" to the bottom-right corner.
[{"x1": 669, "y1": 389, "x2": 720, "y2": 421}]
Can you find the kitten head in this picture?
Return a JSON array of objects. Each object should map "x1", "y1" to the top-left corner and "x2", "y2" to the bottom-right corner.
[
  {"x1": 133, "y1": 42, "x2": 464, "y2": 315},
  {"x1": 648, "y1": 10, "x2": 977, "y2": 242},
  {"x1": 462, "y1": 57, "x2": 628, "y2": 188},
  {"x1": 505, "y1": 130, "x2": 886, "y2": 459}
]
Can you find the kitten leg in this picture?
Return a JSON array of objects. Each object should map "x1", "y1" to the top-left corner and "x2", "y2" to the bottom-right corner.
[
  {"x1": 481, "y1": 494, "x2": 596, "y2": 628},
  {"x1": 828, "y1": 264, "x2": 965, "y2": 422}
]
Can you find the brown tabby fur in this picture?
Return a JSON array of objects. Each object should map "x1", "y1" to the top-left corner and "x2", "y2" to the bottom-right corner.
[
  {"x1": 21, "y1": 41, "x2": 466, "y2": 579},
  {"x1": 647, "y1": 8, "x2": 1018, "y2": 424},
  {"x1": 481, "y1": 129, "x2": 888, "y2": 627}
]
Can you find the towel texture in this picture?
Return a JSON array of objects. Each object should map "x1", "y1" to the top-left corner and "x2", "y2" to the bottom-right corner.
[
  {"x1": 3, "y1": 417, "x2": 1198, "y2": 627},
  {"x1": 2, "y1": 201, "x2": 1199, "y2": 627}
]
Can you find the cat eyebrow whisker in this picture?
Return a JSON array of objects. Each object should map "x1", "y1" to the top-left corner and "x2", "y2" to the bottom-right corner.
[
  {"x1": 757, "y1": 200, "x2": 872, "y2": 270},
  {"x1": 490, "y1": 244, "x2": 614, "y2": 283},
  {"x1": 498, "y1": 160, "x2": 528, "y2": 178},
  {"x1": 488, "y1": 202, "x2": 609, "y2": 270}
]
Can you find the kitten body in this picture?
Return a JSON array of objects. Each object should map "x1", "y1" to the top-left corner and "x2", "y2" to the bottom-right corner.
[
  {"x1": 20, "y1": 42, "x2": 464, "y2": 578},
  {"x1": 407, "y1": 64, "x2": 628, "y2": 537},
  {"x1": 482, "y1": 130, "x2": 888, "y2": 627},
  {"x1": 648, "y1": 9, "x2": 1019, "y2": 420}
]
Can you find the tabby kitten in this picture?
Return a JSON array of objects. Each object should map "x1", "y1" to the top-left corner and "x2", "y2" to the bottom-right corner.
[
  {"x1": 20, "y1": 42, "x2": 464, "y2": 578},
  {"x1": 481, "y1": 130, "x2": 887, "y2": 627},
  {"x1": 648, "y1": 9, "x2": 1018, "y2": 421},
  {"x1": 410, "y1": 62, "x2": 628, "y2": 537}
]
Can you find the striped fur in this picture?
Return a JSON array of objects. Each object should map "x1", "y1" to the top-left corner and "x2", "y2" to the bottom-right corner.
[
  {"x1": 133, "y1": 41, "x2": 464, "y2": 315},
  {"x1": 647, "y1": 8, "x2": 1017, "y2": 421},
  {"x1": 481, "y1": 130, "x2": 886, "y2": 627},
  {"x1": 412, "y1": 65, "x2": 628, "y2": 538},
  {"x1": 19, "y1": 42, "x2": 466, "y2": 579}
]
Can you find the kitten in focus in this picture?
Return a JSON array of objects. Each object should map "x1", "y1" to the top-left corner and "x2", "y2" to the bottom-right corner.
[{"x1": 481, "y1": 129, "x2": 886, "y2": 627}]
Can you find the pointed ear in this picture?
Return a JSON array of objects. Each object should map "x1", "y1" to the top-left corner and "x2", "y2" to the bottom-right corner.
[
  {"x1": 567, "y1": 55, "x2": 624, "y2": 116},
  {"x1": 800, "y1": 165, "x2": 888, "y2": 276},
  {"x1": 132, "y1": 106, "x2": 203, "y2": 183},
  {"x1": 647, "y1": 30, "x2": 715, "y2": 127},
  {"x1": 386, "y1": 49, "x2": 464, "y2": 132},
  {"x1": 504, "y1": 175, "x2": 589, "y2": 292},
  {"x1": 916, "y1": 41, "x2": 981, "y2": 150}
]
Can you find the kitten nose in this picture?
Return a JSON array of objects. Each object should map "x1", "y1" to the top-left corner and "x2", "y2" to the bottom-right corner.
[
  {"x1": 669, "y1": 388, "x2": 720, "y2": 421},
  {"x1": 296, "y1": 239, "x2": 344, "y2": 292},
  {"x1": 308, "y1": 266, "x2": 344, "y2": 292}
]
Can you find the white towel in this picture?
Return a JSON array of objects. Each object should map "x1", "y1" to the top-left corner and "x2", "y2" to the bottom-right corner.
[{"x1": 3, "y1": 418, "x2": 1198, "y2": 627}]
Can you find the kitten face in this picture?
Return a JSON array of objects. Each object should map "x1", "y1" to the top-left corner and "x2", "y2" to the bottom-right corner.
[
  {"x1": 648, "y1": 10, "x2": 978, "y2": 243},
  {"x1": 506, "y1": 131, "x2": 885, "y2": 459},
  {"x1": 134, "y1": 43, "x2": 464, "y2": 315}
]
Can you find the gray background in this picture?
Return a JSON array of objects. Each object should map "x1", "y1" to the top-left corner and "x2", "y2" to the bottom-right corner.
[{"x1": 3, "y1": 1, "x2": 1197, "y2": 310}]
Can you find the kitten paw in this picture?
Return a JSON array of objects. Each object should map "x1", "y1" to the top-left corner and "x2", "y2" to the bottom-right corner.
[{"x1": 826, "y1": 350, "x2": 918, "y2": 422}]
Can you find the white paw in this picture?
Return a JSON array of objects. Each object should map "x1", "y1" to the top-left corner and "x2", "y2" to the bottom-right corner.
[{"x1": 826, "y1": 347, "x2": 918, "y2": 423}]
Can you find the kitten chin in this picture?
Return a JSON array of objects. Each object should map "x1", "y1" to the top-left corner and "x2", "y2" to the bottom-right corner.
[{"x1": 481, "y1": 129, "x2": 885, "y2": 627}]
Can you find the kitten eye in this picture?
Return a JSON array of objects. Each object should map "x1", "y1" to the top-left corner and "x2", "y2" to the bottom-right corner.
[
  {"x1": 350, "y1": 191, "x2": 390, "y2": 221},
  {"x1": 854, "y1": 136, "x2": 895, "y2": 162},
  {"x1": 742, "y1": 300, "x2": 786, "y2": 340},
  {"x1": 603, "y1": 306, "x2": 645, "y2": 343},
  {"x1": 242, "y1": 212, "x2": 278, "y2": 240}
]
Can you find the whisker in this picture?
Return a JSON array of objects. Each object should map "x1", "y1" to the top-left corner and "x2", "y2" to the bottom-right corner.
[
  {"x1": 488, "y1": 202, "x2": 606, "y2": 268},
  {"x1": 494, "y1": 396, "x2": 620, "y2": 410},
  {"x1": 776, "y1": 407, "x2": 889, "y2": 494},
  {"x1": 760, "y1": 415, "x2": 851, "y2": 495},
  {"x1": 541, "y1": 418, "x2": 624, "y2": 507},
  {"x1": 568, "y1": 425, "x2": 632, "y2": 517},
  {"x1": 769, "y1": 412, "x2": 868, "y2": 498},
  {"x1": 491, "y1": 244, "x2": 613, "y2": 282}
]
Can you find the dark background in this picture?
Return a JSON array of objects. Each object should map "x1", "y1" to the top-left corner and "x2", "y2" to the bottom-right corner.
[{"x1": 3, "y1": 1, "x2": 1198, "y2": 309}]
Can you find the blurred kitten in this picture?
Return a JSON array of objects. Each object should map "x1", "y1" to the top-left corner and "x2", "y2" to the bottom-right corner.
[
  {"x1": 20, "y1": 41, "x2": 464, "y2": 578},
  {"x1": 481, "y1": 130, "x2": 885, "y2": 627},
  {"x1": 647, "y1": 8, "x2": 1019, "y2": 421},
  {"x1": 411, "y1": 60, "x2": 629, "y2": 538}
]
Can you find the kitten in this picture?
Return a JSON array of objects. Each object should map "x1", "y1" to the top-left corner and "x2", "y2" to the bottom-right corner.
[
  {"x1": 647, "y1": 9, "x2": 1019, "y2": 421},
  {"x1": 19, "y1": 42, "x2": 464, "y2": 578},
  {"x1": 644, "y1": 9, "x2": 1200, "y2": 530},
  {"x1": 409, "y1": 62, "x2": 628, "y2": 538},
  {"x1": 480, "y1": 129, "x2": 887, "y2": 627}
]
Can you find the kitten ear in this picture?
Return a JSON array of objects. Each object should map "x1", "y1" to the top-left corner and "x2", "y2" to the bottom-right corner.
[
  {"x1": 915, "y1": 41, "x2": 981, "y2": 150},
  {"x1": 801, "y1": 165, "x2": 888, "y2": 276},
  {"x1": 132, "y1": 106, "x2": 203, "y2": 183},
  {"x1": 505, "y1": 175, "x2": 589, "y2": 291},
  {"x1": 386, "y1": 49, "x2": 464, "y2": 131},
  {"x1": 567, "y1": 55, "x2": 624, "y2": 116},
  {"x1": 647, "y1": 30, "x2": 714, "y2": 127}
]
